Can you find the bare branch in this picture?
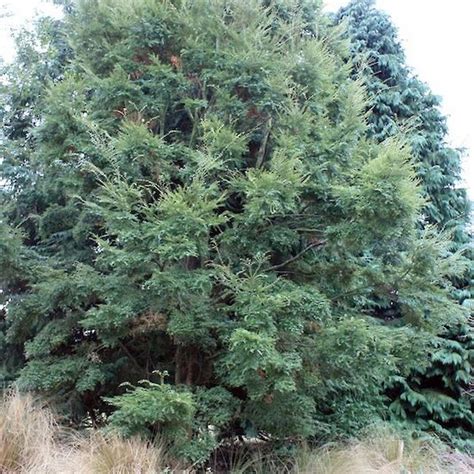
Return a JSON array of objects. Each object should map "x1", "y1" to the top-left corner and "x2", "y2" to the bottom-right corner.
[{"x1": 266, "y1": 239, "x2": 326, "y2": 272}]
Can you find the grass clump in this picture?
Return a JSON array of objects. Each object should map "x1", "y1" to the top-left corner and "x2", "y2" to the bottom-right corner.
[
  {"x1": 294, "y1": 427, "x2": 474, "y2": 474},
  {"x1": 0, "y1": 390, "x2": 57, "y2": 472},
  {"x1": 0, "y1": 391, "x2": 175, "y2": 473},
  {"x1": 67, "y1": 432, "x2": 171, "y2": 474}
]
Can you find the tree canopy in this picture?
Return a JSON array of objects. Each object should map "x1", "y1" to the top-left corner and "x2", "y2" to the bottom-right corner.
[
  {"x1": 1, "y1": 0, "x2": 472, "y2": 461},
  {"x1": 335, "y1": 0, "x2": 473, "y2": 450}
]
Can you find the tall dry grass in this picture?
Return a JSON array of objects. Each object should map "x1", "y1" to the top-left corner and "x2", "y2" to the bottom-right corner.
[
  {"x1": 0, "y1": 391, "x2": 472, "y2": 473},
  {"x1": 53, "y1": 432, "x2": 172, "y2": 474},
  {"x1": 0, "y1": 390, "x2": 57, "y2": 472},
  {"x1": 293, "y1": 429, "x2": 474, "y2": 474},
  {"x1": 221, "y1": 428, "x2": 474, "y2": 474},
  {"x1": 0, "y1": 391, "x2": 175, "y2": 473}
]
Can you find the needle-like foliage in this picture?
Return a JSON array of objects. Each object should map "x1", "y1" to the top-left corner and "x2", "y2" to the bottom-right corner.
[{"x1": 1, "y1": 0, "x2": 471, "y2": 461}]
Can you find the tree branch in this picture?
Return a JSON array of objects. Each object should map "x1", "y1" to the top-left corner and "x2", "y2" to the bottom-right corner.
[
  {"x1": 255, "y1": 116, "x2": 272, "y2": 168},
  {"x1": 266, "y1": 240, "x2": 326, "y2": 272}
]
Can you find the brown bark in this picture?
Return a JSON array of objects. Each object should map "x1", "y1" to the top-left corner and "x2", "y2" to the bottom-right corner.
[
  {"x1": 175, "y1": 344, "x2": 213, "y2": 386},
  {"x1": 174, "y1": 343, "x2": 185, "y2": 384}
]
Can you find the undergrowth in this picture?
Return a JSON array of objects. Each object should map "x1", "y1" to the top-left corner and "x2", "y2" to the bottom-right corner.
[{"x1": 1, "y1": 392, "x2": 472, "y2": 473}]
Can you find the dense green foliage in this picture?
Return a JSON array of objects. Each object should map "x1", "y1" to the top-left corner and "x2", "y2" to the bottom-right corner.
[
  {"x1": 335, "y1": 0, "x2": 470, "y2": 232},
  {"x1": 335, "y1": 0, "x2": 473, "y2": 450},
  {"x1": 1, "y1": 0, "x2": 472, "y2": 461}
]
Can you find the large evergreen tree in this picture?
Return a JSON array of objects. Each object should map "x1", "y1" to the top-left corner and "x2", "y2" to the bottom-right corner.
[
  {"x1": 1, "y1": 12, "x2": 72, "y2": 387},
  {"x1": 335, "y1": 0, "x2": 473, "y2": 450},
  {"x1": 334, "y1": 0, "x2": 470, "y2": 231},
  {"x1": 1, "y1": 0, "x2": 470, "y2": 460}
]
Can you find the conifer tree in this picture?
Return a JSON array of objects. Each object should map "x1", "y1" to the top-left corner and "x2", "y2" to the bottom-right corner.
[
  {"x1": 334, "y1": 0, "x2": 470, "y2": 232},
  {"x1": 1, "y1": 14, "x2": 72, "y2": 387},
  {"x1": 1, "y1": 0, "x2": 470, "y2": 460},
  {"x1": 335, "y1": 0, "x2": 473, "y2": 449}
]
